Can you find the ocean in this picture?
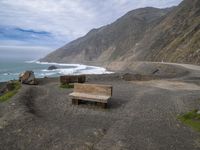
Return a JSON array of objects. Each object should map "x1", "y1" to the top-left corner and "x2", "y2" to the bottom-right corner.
[{"x1": 0, "y1": 59, "x2": 112, "y2": 82}]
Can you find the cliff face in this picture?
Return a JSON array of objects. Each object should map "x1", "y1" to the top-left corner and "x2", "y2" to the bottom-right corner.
[
  {"x1": 136, "y1": 0, "x2": 200, "y2": 64},
  {"x1": 41, "y1": 0, "x2": 200, "y2": 70}
]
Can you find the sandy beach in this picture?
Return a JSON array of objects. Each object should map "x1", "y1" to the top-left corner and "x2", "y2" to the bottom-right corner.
[{"x1": 0, "y1": 63, "x2": 200, "y2": 150}]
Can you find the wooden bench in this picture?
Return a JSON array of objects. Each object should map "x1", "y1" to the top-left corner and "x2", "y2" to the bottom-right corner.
[
  {"x1": 60, "y1": 75, "x2": 86, "y2": 84},
  {"x1": 69, "y1": 83, "x2": 113, "y2": 108}
]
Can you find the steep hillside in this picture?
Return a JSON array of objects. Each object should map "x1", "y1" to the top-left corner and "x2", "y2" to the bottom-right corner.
[
  {"x1": 41, "y1": 7, "x2": 171, "y2": 66},
  {"x1": 136, "y1": 0, "x2": 200, "y2": 64},
  {"x1": 41, "y1": 0, "x2": 200, "y2": 70}
]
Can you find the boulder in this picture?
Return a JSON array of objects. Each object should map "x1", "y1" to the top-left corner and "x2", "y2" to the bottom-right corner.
[
  {"x1": 19, "y1": 71, "x2": 38, "y2": 85},
  {"x1": 48, "y1": 65, "x2": 58, "y2": 70},
  {"x1": 60, "y1": 75, "x2": 86, "y2": 84}
]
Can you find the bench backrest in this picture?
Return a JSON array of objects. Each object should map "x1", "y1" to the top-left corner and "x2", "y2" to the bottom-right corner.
[
  {"x1": 60, "y1": 75, "x2": 86, "y2": 84},
  {"x1": 74, "y1": 83, "x2": 112, "y2": 96}
]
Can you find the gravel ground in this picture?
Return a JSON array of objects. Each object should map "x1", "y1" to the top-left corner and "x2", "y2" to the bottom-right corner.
[{"x1": 0, "y1": 65, "x2": 200, "y2": 150}]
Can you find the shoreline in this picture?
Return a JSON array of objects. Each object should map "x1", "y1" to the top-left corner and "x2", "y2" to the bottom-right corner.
[
  {"x1": 0, "y1": 60, "x2": 113, "y2": 83},
  {"x1": 1, "y1": 60, "x2": 199, "y2": 84}
]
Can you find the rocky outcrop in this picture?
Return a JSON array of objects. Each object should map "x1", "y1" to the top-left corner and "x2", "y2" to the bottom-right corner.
[
  {"x1": 19, "y1": 71, "x2": 38, "y2": 85},
  {"x1": 47, "y1": 65, "x2": 58, "y2": 70},
  {"x1": 135, "y1": 0, "x2": 200, "y2": 64}
]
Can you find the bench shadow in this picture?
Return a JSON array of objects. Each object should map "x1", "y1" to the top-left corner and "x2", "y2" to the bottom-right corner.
[
  {"x1": 108, "y1": 98, "x2": 129, "y2": 109},
  {"x1": 73, "y1": 100, "x2": 106, "y2": 109},
  {"x1": 72, "y1": 98, "x2": 128, "y2": 109}
]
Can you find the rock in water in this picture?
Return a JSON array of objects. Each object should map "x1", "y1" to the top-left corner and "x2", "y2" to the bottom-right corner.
[
  {"x1": 19, "y1": 71, "x2": 38, "y2": 85},
  {"x1": 48, "y1": 65, "x2": 58, "y2": 70}
]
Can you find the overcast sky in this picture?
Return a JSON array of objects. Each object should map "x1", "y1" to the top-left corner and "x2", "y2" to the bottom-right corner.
[{"x1": 0, "y1": 0, "x2": 183, "y2": 59}]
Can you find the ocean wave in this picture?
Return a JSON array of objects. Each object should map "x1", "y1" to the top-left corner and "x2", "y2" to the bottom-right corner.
[
  {"x1": 35, "y1": 72, "x2": 57, "y2": 77},
  {"x1": 2, "y1": 72, "x2": 20, "y2": 76},
  {"x1": 38, "y1": 66, "x2": 112, "y2": 77},
  {"x1": 41, "y1": 69, "x2": 59, "y2": 72},
  {"x1": 25, "y1": 61, "x2": 113, "y2": 77},
  {"x1": 3, "y1": 73, "x2": 9, "y2": 76},
  {"x1": 34, "y1": 61, "x2": 86, "y2": 67},
  {"x1": 25, "y1": 60, "x2": 38, "y2": 63}
]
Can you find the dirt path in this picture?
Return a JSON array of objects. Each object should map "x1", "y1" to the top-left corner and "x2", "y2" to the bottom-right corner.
[{"x1": 0, "y1": 73, "x2": 200, "y2": 149}]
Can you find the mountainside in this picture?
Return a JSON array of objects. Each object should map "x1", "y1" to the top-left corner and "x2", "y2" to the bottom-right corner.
[
  {"x1": 41, "y1": 0, "x2": 200, "y2": 70},
  {"x1": 136, "y1": 0, "x2": 200, "y2": 64}
]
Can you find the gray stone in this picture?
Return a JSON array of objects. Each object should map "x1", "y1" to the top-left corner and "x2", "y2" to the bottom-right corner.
[{"x1": 48, "y1": 65, "x2": 58, "y2": 70}]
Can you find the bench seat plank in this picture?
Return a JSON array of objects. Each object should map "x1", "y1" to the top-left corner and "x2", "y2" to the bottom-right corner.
[{"x1": 69, "y1": 92, "x2": 110, "y2": 103}]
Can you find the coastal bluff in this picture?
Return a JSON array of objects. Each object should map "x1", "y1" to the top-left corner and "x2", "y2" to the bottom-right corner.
[{"x1": 41, "y1": 0, "x2": 200, "y2": 69}]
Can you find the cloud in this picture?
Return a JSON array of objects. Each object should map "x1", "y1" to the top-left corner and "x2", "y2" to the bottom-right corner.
[
  {"x1": 0, "y1": 0, "x2": 183, "y2": 49},
  {"x1": 0, "y1": 26, "x2": 61, "y2": 48},
  {"x1": 0, "y1": 45, "x2": 53, "y2": 60}
]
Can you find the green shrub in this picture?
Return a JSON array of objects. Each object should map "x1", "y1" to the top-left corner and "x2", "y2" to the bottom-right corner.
[
  {"x1": 178, "y1": 110, "x2": 200, "y2": 132},
  {"x1": 60, "y1": 83, "x2": 74, "y2": 89},
  {"x1": 0, "y1": 81, "x2": 21, "y2": 102}
]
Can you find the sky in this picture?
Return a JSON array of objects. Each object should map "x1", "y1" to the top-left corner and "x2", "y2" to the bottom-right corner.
[{"x1": 0, "y1": 0, "x2": 183, "y2": 60}]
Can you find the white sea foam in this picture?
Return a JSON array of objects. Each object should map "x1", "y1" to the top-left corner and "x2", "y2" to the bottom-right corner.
[
  {"x1": 3, "y1": 72, "x2": 19, "y2": 76},
  {"x1": 25, "y1": 61, "x2": 113, "y2": 77},
  {"x1": 35, "y1": 61, "x2": 85, "y2": 67},
  {"x1": 36, "y1": 72, "x2": 57, "y2": 77},
  {"x1": 25, "y1": 60, "x2": 38, "y2": 63},
  {"x1": 57, "y1": 66, "x2": 112, "y2": 75}
]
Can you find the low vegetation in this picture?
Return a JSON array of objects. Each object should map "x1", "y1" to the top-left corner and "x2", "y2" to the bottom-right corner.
[
  {"x1": 60, "y1": 83, "x2": 74, "y2": 89},
  {"x1": 0, "y1": 81, "x2": 21, "y2": 102},
  {"x1": 178, "y1": 110, "x2": 200, "y2": 132}
]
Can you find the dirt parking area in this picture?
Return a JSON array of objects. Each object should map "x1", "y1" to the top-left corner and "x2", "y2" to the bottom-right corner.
[{"x1": 0, "y1": 72, "x2": 200, "y2": 150}]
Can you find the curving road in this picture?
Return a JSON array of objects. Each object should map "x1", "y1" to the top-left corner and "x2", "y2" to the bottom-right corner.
[{"x1": 157, "y1": 62, "x2": 200, "y2": 71}]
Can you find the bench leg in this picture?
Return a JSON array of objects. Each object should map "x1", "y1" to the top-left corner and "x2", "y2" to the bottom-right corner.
[
  {"x1": 102, "y1": 103, "x2": 107, "y2": 109},
  {"x1": 72, "y1": 99, "x2": 79, "y2": 105}
]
